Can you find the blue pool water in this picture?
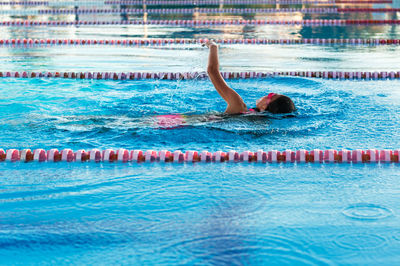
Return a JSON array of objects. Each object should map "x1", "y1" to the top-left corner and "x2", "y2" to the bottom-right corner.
[
  {"x1": 1, "y1": 3, "x2": 400, "y2": 265},
  {"x1": 1, "y1": 163, "x2": 400, "y2": 264},
  {"x1": 1, "y1": 77, "x2": 400, "y2": 151}
]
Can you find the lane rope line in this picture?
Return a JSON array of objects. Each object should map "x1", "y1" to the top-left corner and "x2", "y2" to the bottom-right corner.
[
  {"x1": 0, "y1": 8, "x2": 399, "y2": 15},
  {"x1": 1, "y1": 38, "x2": 400, "y2": 46},
  {"x1": 1, "y1": 19, "x2": 400, "y2": 26},
  {"x1": 105, "y1": 0, "x2": 393, "y2": 3},
  {"x1": 1, "y1": 148, "x2": 399, "y2": 163},
  {"x1": 0, "y1": 0, "x2": 392, "y2": 6},
  {"x1": 0, "y1": 8, "x2": 341, "y2": 15},
  {"x1": 0, "y1": 71, "x2": 399, "y2": 80}
]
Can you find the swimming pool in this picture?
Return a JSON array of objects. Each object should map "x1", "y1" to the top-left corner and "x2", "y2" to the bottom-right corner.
[{"x1": 1, "y1": 1, "x2": 400, "y2": 264}]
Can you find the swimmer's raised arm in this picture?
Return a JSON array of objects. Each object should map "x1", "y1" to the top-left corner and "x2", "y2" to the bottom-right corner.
[{"x1": 205, "y1": 40, "x2": 247, "y2": 114}]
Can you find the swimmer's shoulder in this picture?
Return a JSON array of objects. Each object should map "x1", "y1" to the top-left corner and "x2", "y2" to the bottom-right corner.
[{"x1": 225, "y1": 102, "x2": 248, "y2": 114}]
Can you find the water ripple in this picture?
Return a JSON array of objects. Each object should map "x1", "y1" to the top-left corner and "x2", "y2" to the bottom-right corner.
[
  {"x1": 334, "y1": 233, "x2": 387, "y2": 251},
  {"x1": 0, "y1": 231, "x2": 127, "y2": 251},
  {"x1": 163, "y1": 234, "x2": 331, "y2": 265},
  {"x1": 342, "y1": 203, "x2": 393, "y2": 221}
]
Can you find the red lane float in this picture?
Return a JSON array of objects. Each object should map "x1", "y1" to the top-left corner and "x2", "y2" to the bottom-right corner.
[
  {"x1": 1, "y1": 71, "x2": 400, "y2": 80},
  {"x1": 0, "y1": 149, "x2": 399, "y2": 163},
  {"x1": 47, "y1": 149, "x2": 61, "y2": 162},
  {"x1": 61, "y1": 148, "x2": 75, "y2": 162},
  {"x1": 75, "y1": 149, "x2": 88, "y2": 162},
  {"x1": 33, "y1": 149, "x2": 47, "y2": 162},
  {"x1": 117, "y1": 148, "x2": 130, "y2": 162},
  {"x1": 257, "y1": 150, "x2": 268, "y2": 163},
  {"x1": 0, "y1": 149, "x2": 5, "y2": 161},
  {"x1": 200, "y1": 151, "x2": 213, "y2": 162},
  {"x1": 296, "y1": 149, "x2": 308, "y2": 163},
  {"x1": 4, "y1": 38, "x2": 400, "y2": 47},
  {"x1": 144, "y1": 150, "x2": 157, "y2": 162},
  {"x1": 2, "y1": 19, "x2": 400, "y2": 27},
  {"x1": 102, "y1": 149, "x2": 115, "y2": 162},
  {"x1": 213, "y1": 151, "x2": 226, "y2": 162},
  {"x1": 6, "y1": 149, "x2": 20, "y2": 162},
  {"x1": 186, "y1": 150, "x2": 199, "y2": 162},
  {"x1": 240, "y1": 151, "x2": 255, "y2": 162},
  {"x1": 20, "y1": 149, "x2": 33, "y2": 162},
  {"x1": 159, "y1": 150, "x2": 172, "y2": 162},
  {"x1": 228, "y1": 150, "x2": 239, "y2": 162},
  {"x1": 131, "y1": 150, "x2": 144, "y2": 162}
]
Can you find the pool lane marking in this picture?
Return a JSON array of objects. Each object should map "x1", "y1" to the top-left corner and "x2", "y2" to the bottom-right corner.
[
  {"x1": 0, "y1": 71, "x2": 398, "y2": 80},
  {"x1": 2, "y1": 19, "x2": 400, "y2": 26},
  {"x1": 1, "y1": 38, "x2": 400, "y2": 47},
  {"x1": 0, "y1": 0, "x2": 392, "y2": 6},
  {"x1": 107, "y1": 0, "x2": 393, "y2": 3},
  {"x1": 0, "y1": 8, "x2": 399, "y2": 15},
  {"x1": 1, "y1": 149, "x2": 399, "y2": 163}
]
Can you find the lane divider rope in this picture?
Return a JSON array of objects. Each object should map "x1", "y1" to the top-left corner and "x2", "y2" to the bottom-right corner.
[
  {"x1": 1, "y1": 148, "x2": 399, "y2": 163},
  {"x1": 0, "y1": 8, "x2": 339, "y2": 15},
  {"x1": 1, "y1": 20, "x2": 400, "y2": 26},
  {"x1": 0, "y1": 71, "x2": 399, "y2": 80},
  {"x1": 0, "y1": 8, "x2": 398, "y2": 15},
  {"x1": 1, "y1": 38, "x2": 400, "y2": 47},
  {"x1": 103, "y1": 0, "x2": 395, "y2": 4},
  {"x1": 105, "y1": 0, "x2": 393, "y2": 3},
  {"x1": 0, "y1": 0, "x2": 392, "y2": 6}
]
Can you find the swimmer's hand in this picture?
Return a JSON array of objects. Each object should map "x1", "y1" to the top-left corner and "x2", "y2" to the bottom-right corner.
[{"x1": 202, "y1": 39, "x2": 217, "y2": 48}]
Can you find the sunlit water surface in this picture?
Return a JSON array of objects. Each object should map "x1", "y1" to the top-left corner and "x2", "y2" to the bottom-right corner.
[{"x1": 1, "y1": 7, "x2": 400, "y2": 265}]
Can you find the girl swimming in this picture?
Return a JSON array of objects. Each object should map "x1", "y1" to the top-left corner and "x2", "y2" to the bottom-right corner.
[{"x1": 204, "y1": 40, "x2": 295, "y2": 114}]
